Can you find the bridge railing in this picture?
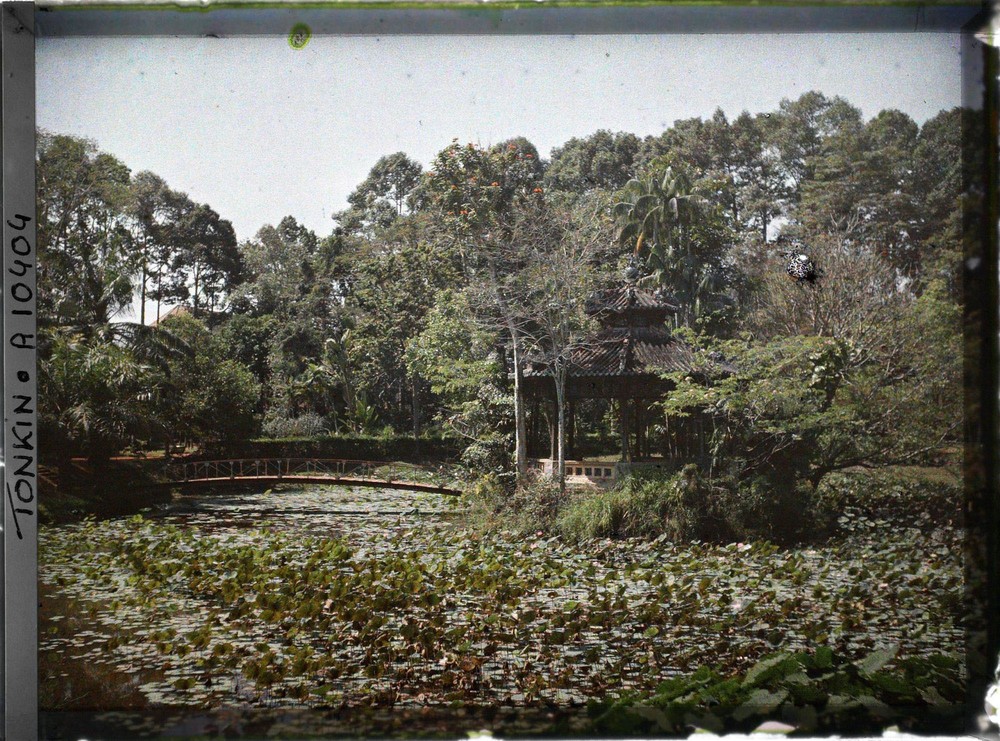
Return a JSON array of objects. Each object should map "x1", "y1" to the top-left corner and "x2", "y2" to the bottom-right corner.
[{"x1": 162, "y1": 458, "x2": 463, "y2": 489}]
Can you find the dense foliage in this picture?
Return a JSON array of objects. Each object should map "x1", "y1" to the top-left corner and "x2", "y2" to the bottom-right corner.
[{"x1": 38, "y1": 92, "x2": 964, "y2": 525}]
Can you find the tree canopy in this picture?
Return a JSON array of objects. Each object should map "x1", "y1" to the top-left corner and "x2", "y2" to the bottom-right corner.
[{"x1": 36, "y1": 92, "x2": 966, "y2": 491}]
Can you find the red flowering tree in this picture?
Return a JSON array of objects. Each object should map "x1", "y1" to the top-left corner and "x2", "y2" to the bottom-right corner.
[
  {"x1": 425, "y1": 139, "x2": 543, "y2": 239},
  {"x1": 423, "y1": 140, "x2": 545, "y2": 480}
]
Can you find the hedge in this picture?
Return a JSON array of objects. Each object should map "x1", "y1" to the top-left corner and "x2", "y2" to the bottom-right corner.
[{"x1": 198, "y1": 434, "x2": 464, "y2": 463}]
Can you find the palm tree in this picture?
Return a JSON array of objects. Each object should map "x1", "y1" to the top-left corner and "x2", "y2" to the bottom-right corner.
[
  {"x1": 613, "y1": 167, "x2": 727, "y2": 327},
  {"x1": 40, "y1": 330, "x2": 153, "y2": 465},
  {"x1": 102, "y1": 321, "x2": 192, "y2": 373},
  {"x1": 290, "y1": 361, "x2": 340, "y2": 419}
]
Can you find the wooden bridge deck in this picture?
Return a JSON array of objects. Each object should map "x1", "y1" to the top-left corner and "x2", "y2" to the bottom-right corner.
[
  {"x1": 166, "y1": 475, "x2": 461, "y2": 496},
  {"x1": 157, "y1": 458, "x2": 463, "y2": 497}
]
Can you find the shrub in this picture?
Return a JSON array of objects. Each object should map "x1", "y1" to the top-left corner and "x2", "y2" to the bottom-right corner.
[
  {"x1": 459, "y1": 432, "x2": 513, "y2": 480},
  {"x1": 465, "y1": 471, "x2": 562, "y2": 535},
  {"x1": 591, "y1": 646, "x2": 964, "y2": 736},
  {"x1": 557, "y1": 465, "x2": 732, "y2": 542},
  {"x1": 725, "y1": 475, "x2": 834, "y2": 545},
  {"x1": 261, "y1": 412, "x2": 329, "y2": 439},
  {"x1": 817, "y1": 468, "x2": 961, "y2": 527},
  {"x1": 201, "y1": 434, "x2": 463, "y2": 463},
  {"x1": 554, "y1": 466, "x2": 834, "y2": 545},
  {"x1": 472, "y1": 464, "x2": 840, "y2": 545}
]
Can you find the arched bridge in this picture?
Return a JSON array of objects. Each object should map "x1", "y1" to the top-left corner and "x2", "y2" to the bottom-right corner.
[{"x1": 161, "y1": 458, "x2": 463, "y2": 496}]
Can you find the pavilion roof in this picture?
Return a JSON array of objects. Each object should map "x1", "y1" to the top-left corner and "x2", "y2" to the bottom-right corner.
[
  {"x1": 585, "y1": 284, "x2": 678, "y2": 319},
  {"x1": 523, "y1": 326, "x2": 704, "y2": 380}
]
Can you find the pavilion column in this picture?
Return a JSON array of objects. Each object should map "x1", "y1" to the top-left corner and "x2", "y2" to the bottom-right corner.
[
  {"x1": 619, "y1": 398, "x2": 631, "y2": 462},
  {"x1": 568, "y1": 401, "x2": 576, "y2": 460},
  {"x1": 635, "y1": 399, "x2": 644, "y2": 460},
  {"x1": 548, "y1": 401, "x2": 557, "y2": 461},
  {"x1": 530, "y1": 400, "x2": 540, "y2": 456}
]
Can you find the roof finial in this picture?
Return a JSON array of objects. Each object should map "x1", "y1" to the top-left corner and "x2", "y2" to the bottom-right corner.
[{"x1": 623, "y1": 255, "x2": 642, "y2": 283}]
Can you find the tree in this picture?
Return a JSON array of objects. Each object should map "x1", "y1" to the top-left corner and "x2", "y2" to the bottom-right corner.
[
  {"x1": 493, "y1": 137, "x2": 546, "y2": 180},
  {"x1": 636, "y1": 116, "x2": 717, "y2": 175},
  {"x1": 129, "y1": 171, "x2": 172, "y2": 326},
  {"x1": 39, "y1": 331, "x2": 153, "y2": 465},
  {"x1": 909, "y1": 108, "x2": 963, "y2": 293},
  {"x1": 665, "y1": 241, "x2": 961, "y2": 494},
  {"x1": 215, "y1": 313, "x2": 280, "y2": 391},
  {"x1": 344, "y1": 233, "x2": 461, "y2": 435},
  {"x1": 784, "y1": 106, "x2": 949, "y2": 286},
  {"x1": 290, "y1": 358, "x2": 344, "y2": 427},
  {"x1": 512, "y1": 202, "x2": 599, "y2": 491},
  {"x1": 128, "y1": 171, "x2": 204, "y2": 325},
  {"x1": 853, "y1": 109, "x2": 921, "y2": 271},
  {"x1": 775, "y1": 91, "x2": 865, "y2": 202},
  {"x1": 155, "y1": 313, "x2": 260, "y2": 446},
  {"x1": 175, "y1": 203, "x2": 242, "y2": 313},
  {"x1": 425, "y1": 138, "x2": 543, "y2": 241},
  {"x1": 235, "y1": 216, "x2": 324, "y2": 317},
  {"x1": 728, "y1": 111, "x2": 793, "y2": 243},
  {"x1": 545, "y1": 130, "x2": 640, "y2": 194},
  {"x1": 233, "y1": 216, "x2": 347, "y2": 426},
  {"x1": 613, "y1": 165, "x2": 734, "y2": 329},
  {"x1": 36, "y1": 131, "x2": 137, "y2": 332},
  {"x1": 406, "y1": 289, "x2": 505, "y2": 441},
  {"x1": 423, "y1": 139, "x2": 545, "y2": 479},
  {"x1": 335, "y1": 152, "x2": 423, "y2": 236}
]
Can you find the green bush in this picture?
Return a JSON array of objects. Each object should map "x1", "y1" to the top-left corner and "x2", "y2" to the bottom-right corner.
[
  {"x1": 726, "y1": 474, "x2": 834, "y2": 545},
  {"x1": 459, "y1": 432, "x2": 514, "y2": 480},
  {"x1": 817, "y1": 468, "x2": 961, "y2": 526},
  {"x1": 557, "y1": 465, "x2": 731, "y2": 542},
  {"x1": 554, "y1": 466, "x2": 834, "y2": 545},
  {"x1": 471, "y1": 464, "x2": 845, "y2": 545},
  {"x1": 465, "y1": 472, "x2": 563, "y2": 535},
  {"x1": 591, "y1": 646, "x2": 964, "y2": 736},
  {"x1": 200, "y1": 434, "x2": 463, "y2": 463}
]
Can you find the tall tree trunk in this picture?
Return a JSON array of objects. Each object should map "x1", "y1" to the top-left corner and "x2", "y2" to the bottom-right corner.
[
  {"x1": 193, "y1": 263, "x2": 200, "y2": 313},
  {"x1": 509, "y1": 324, "x2": 528, "y2": 482},
  {"x1": 491, "y1": 257, "x2": 528, "y2": 483},
  {"x1": 411, "y1": 377, "x2": 421, "y2": 442},
  {"x1": 155, "y1": 269, "x2": 163, "y2": 323},
  {"x1": 140, "y1": 260, "x2": 147, "y2": 326},
  {"x1": 568, "y1": 401, "x2": 576, "y2": 461},
  {"x1": 556, "y1": 370, "x2": 567, "y2": 493},
  {"x1": 530, "y1": 400, "x2": 540, "y2": 455},
  {"x1": 548, "y1": 402, "x2": 557, "y2": 461}
]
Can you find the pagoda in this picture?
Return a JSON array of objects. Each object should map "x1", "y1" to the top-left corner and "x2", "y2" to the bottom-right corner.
[{"x1": 521, "y1": 269, "x2": 716, "y2": 471}]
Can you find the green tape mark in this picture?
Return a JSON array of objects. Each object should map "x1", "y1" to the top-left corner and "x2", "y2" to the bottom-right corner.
[{"x1": 289, "y1": 23, "x2": 311, "y2": 49}]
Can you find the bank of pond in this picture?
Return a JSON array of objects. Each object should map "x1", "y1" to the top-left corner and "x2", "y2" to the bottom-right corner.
[{"x1": 39, "y1": 478, "x2": 967, "y2": 737}]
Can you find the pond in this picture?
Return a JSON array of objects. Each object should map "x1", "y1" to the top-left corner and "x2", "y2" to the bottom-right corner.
[{"x1": 39, "y1": 485, "x2": 965, "y2": 738}]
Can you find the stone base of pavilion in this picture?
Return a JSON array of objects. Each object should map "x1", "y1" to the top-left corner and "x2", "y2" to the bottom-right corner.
[{"x1": 528, "y1": 457, "x2": 684, "y2": 487}]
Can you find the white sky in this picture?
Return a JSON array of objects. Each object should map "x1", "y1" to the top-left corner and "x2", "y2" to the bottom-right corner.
[{"x1": 38, "y1": 33, "x2": 962, "y2": 244}]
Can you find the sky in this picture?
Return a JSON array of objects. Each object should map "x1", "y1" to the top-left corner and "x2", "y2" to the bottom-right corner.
[{"x1": 38, "y1": 33, "x2": 962, "y2": 245}]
